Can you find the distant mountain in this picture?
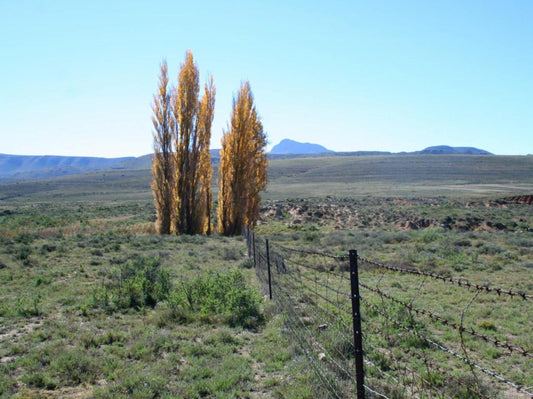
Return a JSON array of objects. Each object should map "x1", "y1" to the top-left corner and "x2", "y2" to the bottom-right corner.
[
  {"x1": 0, "y1": 154, "x2": 134, "y2": 179},
  {"x1": 418, "y1": 146, "x2": 492, "y2": 155},
  {"x1": 111, "y1": 150, "x2": 222, "y2": 171},
  {"x1": 0, "y1": 143, "x2": 495, "y2": 182},
  {"x1": 270, "y1": 139, "x2": 333, "y2": 155}
]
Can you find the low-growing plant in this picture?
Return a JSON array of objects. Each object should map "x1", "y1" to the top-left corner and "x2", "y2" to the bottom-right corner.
[
  {"x1": 13, "y1": 244, "x2": 31, "y2": 262},
  {"x1": 92, "y1": 256, "x2": 171, "y2": 311},
  {"x1": 477, "y1": 319, "x2": 497, "y2": 331},
  {"x1": 51, "y1": 349, "x2": 99, "y2": 385},
  {"x1": 167, "y1": 269, "x2": 264, "y2": 328},
  {"x1": 15, "y1": 293, "x2": 42, "y2": 317}
]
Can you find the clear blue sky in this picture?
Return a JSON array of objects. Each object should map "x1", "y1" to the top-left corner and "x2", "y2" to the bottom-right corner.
[{"x1": 1, "y1": 0, "x2": 532, "y2": 157}]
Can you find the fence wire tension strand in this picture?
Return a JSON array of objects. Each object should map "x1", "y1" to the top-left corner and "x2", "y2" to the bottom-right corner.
[{"x1": 245, "y1": 228, "x2": 532, "y2": 399}]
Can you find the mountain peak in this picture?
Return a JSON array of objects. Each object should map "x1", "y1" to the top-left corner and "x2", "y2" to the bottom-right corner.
[
  {"x1": 270, "y1": 139, "x2": 333, "y2": 155},
  {"x1": 419, "y1": 145, "x2": 492, "y2": 155}
]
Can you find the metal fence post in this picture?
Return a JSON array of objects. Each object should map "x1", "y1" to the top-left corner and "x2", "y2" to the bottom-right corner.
[
  {"x1": 266, "y1": 239, "x2": 272, "y2": 300},
  {"x1": 246, "y1": 227, "x2": 251, "y2": 258},
  {"x1": 252, "y1": 232, "x2": 256, "y2": 268},
  {"x1": 349, "y1": 249, "x2": 365, "y2": 399}
]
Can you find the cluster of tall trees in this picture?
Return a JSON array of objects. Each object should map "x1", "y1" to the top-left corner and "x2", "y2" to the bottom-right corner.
[{"x1": 151, "y1": 51, "x2": 267, "y2": 236}]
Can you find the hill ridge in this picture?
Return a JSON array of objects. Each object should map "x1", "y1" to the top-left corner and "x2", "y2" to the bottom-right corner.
[
  {"x1": 0, "y1": 143, "x2": 495, "y2": 181},
  {"x1": 270, "y1": 139, "x2": 333, "y2": 155}
]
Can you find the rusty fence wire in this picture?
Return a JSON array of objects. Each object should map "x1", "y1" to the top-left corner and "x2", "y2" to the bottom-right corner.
[{"x1": 245, "y1": 229, "x2": 532, "y2": 399}]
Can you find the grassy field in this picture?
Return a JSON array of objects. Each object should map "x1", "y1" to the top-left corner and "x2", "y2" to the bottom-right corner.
[
  {"x1": 0, "y1": 205, "x2": 315, "y2": 398},
  {"x1": 1, "y1": 154, "x2": 532, "y2": 204},
  {"x1": 0, "y1": 154, "x2": 531, "y2": 398}
]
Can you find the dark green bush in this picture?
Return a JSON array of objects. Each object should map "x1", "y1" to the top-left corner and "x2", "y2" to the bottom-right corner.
[
  {"x1": 115, "y1": 256, "x2": 171, "y2": 309},
  {"x1": 40, "y1": 243, "x2": 57, "y2": 253},
  {"x1": 167, "y1": 269, "x2": 263, "y2": 328},
  {"x1": 13, "y1": 245, "x2": 31, "y2": 261},
  {"x1": 14, "y1": 233, "x2": 34, "y2": 244},
  {"x1": 51, "y1": 349, "x2": 98, "y2": 385},
  {"x1": 92, "y1": 256, "x2": 171, "y2": 311},
  {"x1": 21, "y1": 372, "x2": 58, "y2": 389},
  {"x1": 476, "y1": 242, "x2": 503, "y2": 255}
]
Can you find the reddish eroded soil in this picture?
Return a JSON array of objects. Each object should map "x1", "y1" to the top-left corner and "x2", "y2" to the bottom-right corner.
[
  {"x1": 259, "y1": 197, "x2": 531, "y2": 232},
  {"x1": 504, "y1": 194, "x2": 533, "y2": 205}
]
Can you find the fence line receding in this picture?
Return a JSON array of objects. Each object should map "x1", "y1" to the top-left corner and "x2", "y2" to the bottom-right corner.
[{"x1": 245, "y1": 228, "x2": 532, "y2": 399}]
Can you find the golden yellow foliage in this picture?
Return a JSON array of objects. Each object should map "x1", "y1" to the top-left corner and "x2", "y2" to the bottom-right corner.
[
  {"x1": 172, "y1": 50, "x2": 215, "y2": 234},
  {"x1": 217, "y1": 81, "x2": 267, "y2": 236},
  {"x1": 197, "y1": 76, "x2": 216, "y2": 234},
  {"x1": 151, "y1": 60, "x2": 174, "y2": 234}
]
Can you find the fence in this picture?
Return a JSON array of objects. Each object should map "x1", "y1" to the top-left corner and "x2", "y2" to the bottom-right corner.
[{"x1": 245, "y1": 229, "x2": 532, "y2": 399}]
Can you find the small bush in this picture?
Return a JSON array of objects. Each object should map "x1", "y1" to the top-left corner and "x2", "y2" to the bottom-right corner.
[
  {"x1": 477, "y1": 242, "x2": 503, "y2": 255},
  {"x1": 92, "y1": 256, "x2": 171, "y2": 312},
  {"x1": 40, "y1": 243, "x2": 57, "y2": 253},
  {"x1": 167, "y1": 269, "x2": 263, "y2": 328},
  {"x1": 91, "y1": 249, "x2": 103, "y2": 257},
  {"x1": 51, "y1": 349, "x2": 98, "y2": 385},
  {"x1": 21, "y1": 372, "x2": 58, "y2": 389},
  {"x1": 34, "y1": 276, "x2": 52, "y2": 287},
  {"x1": 518, "y1": 261, "x2": 533, "y2": 269},
  {"x1": 477, "y1": 319, "x2": 496, "y2": 331},
  {"x1": 0, "y1": 374, "x2": 16, "y2": 396},
  {"x1": 94, "y1": 367, "x2": 167, "y2": 398},
  {"x1": 13, "y1": 245, "x2": 31, "y2": 262},
  {"x1": 15, "y1": 294, "x2": 42, "y2": 317},
  {"x1": 222, "y1": 246, "x2": 241, "y2": 261},
  {"x1": 115, "y1": 256, "x2": 171, "y2": 309},
  {"x1": 14, "y1": 233, "x2": 34, "y2": 244}
]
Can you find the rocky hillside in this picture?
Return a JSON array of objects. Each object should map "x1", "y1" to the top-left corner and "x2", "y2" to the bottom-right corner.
[{"x1": 259, "y1": 197, "x2": 530, "y2": 232}]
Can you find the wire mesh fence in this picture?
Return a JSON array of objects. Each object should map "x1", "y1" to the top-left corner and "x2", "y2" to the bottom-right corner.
[{"x1": 245, "y1": 228, "x2": 532, "y2": 399}]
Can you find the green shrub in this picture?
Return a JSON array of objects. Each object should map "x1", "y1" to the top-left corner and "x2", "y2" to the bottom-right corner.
[
  {"x1": 222, "y1": 246, "x2": 241, "y2": 261},
  {"x1": 93, "y1": 366, "x2": 167, "y2": 398},
  {"x1": 13, "y1": 245, "x2": 31, "y2": 261},
  {"x1": 115, "y1": 256, "x2": 171, "y2": 309},
  {"x1": 34, "y1": 276, "x2": 51, "y2": 287},
  {"x1": 92, "y1": 256, "x2": 171, "y2": 312},
  {"x1": 477, "y1": 319, "x2": 496, "y2": 331},
  {"x1": 14, "y1": 233, "x2": 34, "y2": 244},
  {"x1": 51, "y1": 349, "x2": 98, "y2": 385},
  {"x1": 40, "y1": 243, "x2": 57, "y2": 253},
  {"x1": 20, "y1": 372, "x2": 58, "y2": 389},
  {"x1": 0, "y1": 373, "x2": 16, "y2": 396},
  {"x1": 167, "y1": 269, "x2": 264, "y2": 328},
  {"x1": 15, "y1": 293, "x2": 42, "y2": 317},
  {"x1": 477, "y1": 242, "x2": 503, "y2": 255}
]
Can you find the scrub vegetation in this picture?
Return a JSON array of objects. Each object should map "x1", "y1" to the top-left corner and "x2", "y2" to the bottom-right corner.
[{"x1": 0, "y1": 153, "x2": 532, "y2": 397}]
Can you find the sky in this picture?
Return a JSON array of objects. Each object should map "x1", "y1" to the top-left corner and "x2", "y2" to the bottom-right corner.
[{"x1": 1, "y1": 0, "x2": 532, "y2": 157}]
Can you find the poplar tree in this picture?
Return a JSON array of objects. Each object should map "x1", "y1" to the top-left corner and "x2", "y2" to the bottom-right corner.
[
  {"x1": 196, "y1": 76, "x2": 216, "y2": 234},
  {"x1": 218, "y1": 81, "x2": 267, "y2": 236},
  {"x1": 172, "y1": 50, "x2": 215, "y2": 234},
  {"x1": 151, "y1": 60, "x2": 174, "y2": 234}
]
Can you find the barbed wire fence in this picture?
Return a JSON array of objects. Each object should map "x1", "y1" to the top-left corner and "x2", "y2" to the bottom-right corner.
[{"x1": 245, "y1": 228, "x2": 532, "y2": 399}]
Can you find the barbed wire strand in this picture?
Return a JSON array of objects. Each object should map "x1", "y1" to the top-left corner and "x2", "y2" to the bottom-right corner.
[
  {"x1": 358, "y1": 255, "x2": 532, "y2": 299},
  {"x1": 360, "y1": 281, "x2": 531, "y2": 357},
  {"x1": 364, "y1": 384, "x2": 392, "y2": 399},
  {"x1": 277, "y1": 243, "x2": 349, "y2": 260},
  {"x1": 275, "y1": 284, "x2": 349, "y2": 398},
  {"x1": 250, "y1": 234, "x2": 532, "y2": 398},
  {"x1": 360, "y1": 296, "x2": 532, "y2": 396},
  {"x1": 364, "y1": 321, "x2": 491, "y2": 399}
]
